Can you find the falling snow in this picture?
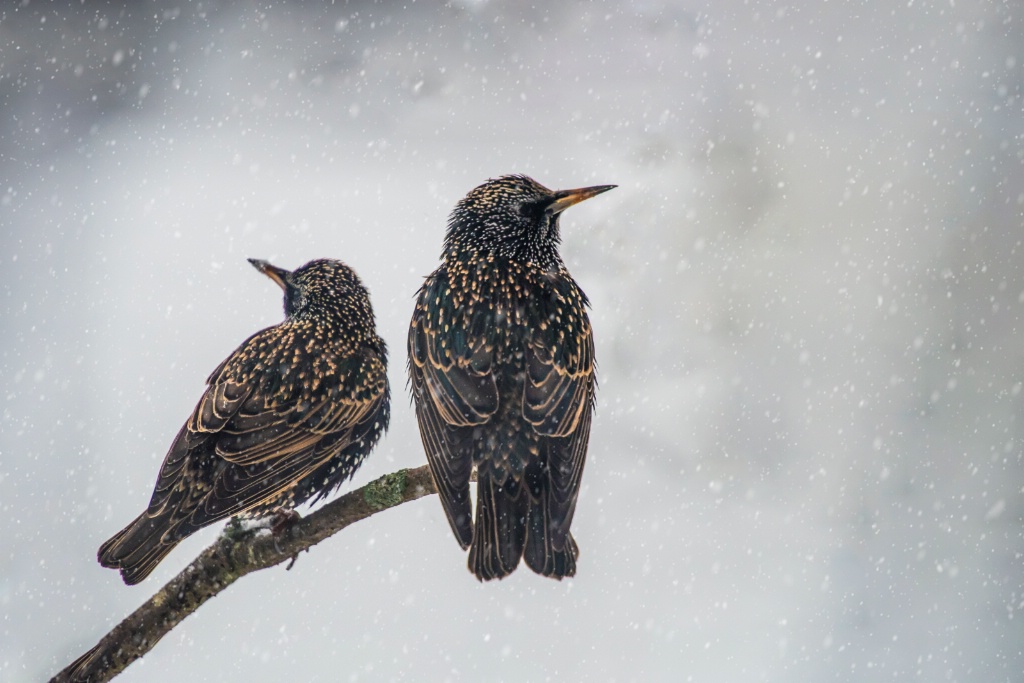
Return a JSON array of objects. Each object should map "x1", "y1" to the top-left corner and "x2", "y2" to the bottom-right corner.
[{"x1": 1, "y1": 1, "x2": 1021, "y2": 682}]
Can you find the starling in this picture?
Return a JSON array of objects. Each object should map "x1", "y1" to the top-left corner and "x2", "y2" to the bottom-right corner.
[
  {"x1": 98, "y1": 258, "x2": 390, "y2": 585},
  {"x1": 408, "y1": 174, "x2": 615, "y2": 580}
]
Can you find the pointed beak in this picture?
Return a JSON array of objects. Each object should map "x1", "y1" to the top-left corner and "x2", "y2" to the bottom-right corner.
[
  {"x1": 546, "y1": 184, "x2": 617, "y2": 215},
  {"x1": 248, "y1": 258, "x2": 291, "y2": 291}
]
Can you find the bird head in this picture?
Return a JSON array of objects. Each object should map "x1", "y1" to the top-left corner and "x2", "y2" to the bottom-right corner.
[
  {"x1": 248, "y1": 258, "x2": 375, "y2": 333},
  {"x1": 443, "y1": 174, "x2": 616, "y2": 266}
]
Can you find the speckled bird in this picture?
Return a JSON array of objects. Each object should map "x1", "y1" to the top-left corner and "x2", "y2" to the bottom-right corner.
[
  {"x1": 408, "y1": 174, "x2": 615, "y2": 580},
  {"x1": 98, "y1": 258, "x2": 390, "y2": 585}
]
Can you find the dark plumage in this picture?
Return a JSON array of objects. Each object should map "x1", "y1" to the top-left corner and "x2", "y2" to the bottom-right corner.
[
  {"x1": 408, "y1": 174, "x2": 615, "y2": 580},
  {"x1": 98, "y1": 258, "x2": 390, "y2": 585}
]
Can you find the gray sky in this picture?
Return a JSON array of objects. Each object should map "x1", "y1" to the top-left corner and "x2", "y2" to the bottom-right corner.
[{"x1": 2, "y1": 1, "x2": 1022, "y2": 681}]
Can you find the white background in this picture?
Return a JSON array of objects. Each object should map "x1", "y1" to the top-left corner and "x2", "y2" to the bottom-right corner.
[{"x1": 2, "y1": 1, "x2": 1021, "y2": 681}]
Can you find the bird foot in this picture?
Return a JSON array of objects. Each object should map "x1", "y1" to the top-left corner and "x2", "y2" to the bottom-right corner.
[{"x1": 269, "y1": 507, "x2": 301, "y2": 537}]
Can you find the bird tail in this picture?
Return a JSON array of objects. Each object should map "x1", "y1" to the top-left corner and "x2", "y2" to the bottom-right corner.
[
  {"x1": 62, "y1": 641, "x2": 106, "y2": 683},
  {"x1": 468, "y1": 473, "x2": 528, "y2": 581},
  {"x1": 467, "y1": 469, "x2": 581, "y2": 581},
  {"x1": 523, "y1": 503, "x2": 579, "y2": 579},
  {"x1": 97, "y1": 513, "x2": 179, "y2": 585}
]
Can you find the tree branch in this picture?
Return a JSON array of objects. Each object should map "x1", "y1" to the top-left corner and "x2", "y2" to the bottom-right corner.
[{"x1": 51, "y1": 465, "x2": 437, "y2": 683}]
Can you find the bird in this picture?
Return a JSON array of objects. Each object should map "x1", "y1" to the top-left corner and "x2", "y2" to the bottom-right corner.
[
  {"x1": 408, "y1": 174, "x2": 615, "y2": 580},
  {"x1": 98, "y1": 257, "x2": 390, "y2": 585}
]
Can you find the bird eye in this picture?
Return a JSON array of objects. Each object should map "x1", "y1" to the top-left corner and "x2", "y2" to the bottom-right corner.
[{"x1": 518, "y1": 200, "x2": 542, "y2": 219}]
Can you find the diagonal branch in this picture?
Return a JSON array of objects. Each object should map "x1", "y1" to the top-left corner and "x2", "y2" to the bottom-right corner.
[{"x1": 51, "y1": 464, "x2": 438, "y2": 683}]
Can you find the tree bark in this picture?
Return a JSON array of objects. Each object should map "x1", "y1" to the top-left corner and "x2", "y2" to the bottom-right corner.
[{"x1": 51, "y1": 465, "x2": 437, "y2": 683}]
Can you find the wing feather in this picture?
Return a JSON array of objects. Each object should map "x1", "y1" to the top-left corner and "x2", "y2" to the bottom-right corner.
[
  {"x1": 409, "y1": 293, "x2": 491, "y2": 548},
  {"x1": 523, "y1": 318, "x2": 595, "y2": 438},
  {"x1": 412, "y1": 313, "x2": 498, "y2": 427},
  {"x1": 157, "y1": 336, "x2": 387, "y2": 524},
  {"x1": 523, "y1": 310, "x2": 595, "y2": 542}
]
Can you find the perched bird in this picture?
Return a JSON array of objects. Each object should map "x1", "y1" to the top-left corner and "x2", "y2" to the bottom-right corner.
[
  {"x1": 98, "y1": 258, "x2": 390, "y2": 585},
  {"x1": 408, "y1": 174, "x2": 615, "y2": 580}
]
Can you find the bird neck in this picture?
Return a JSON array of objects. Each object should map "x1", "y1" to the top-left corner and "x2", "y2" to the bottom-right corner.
[
  {"x1": 443, "y1": 237, "x2": 563, "y2": 272},
  {"x1": 290, "y1": 304, "x2": 380, "y2": 350},
  {"x1": 442, "y1": 208, "x2": 566, "y2": 270}
]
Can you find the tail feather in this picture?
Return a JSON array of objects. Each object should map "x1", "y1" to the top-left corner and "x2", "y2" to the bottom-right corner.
[
  {"x1": 98, "y1": 513, "x2": 181, "y2": 586},
  {"x1": 467, "y1": 474, "x2": 527, "y2": 581},
  {"x1": 63, "y1": 642, "x2": 105, "y2": 683},
  {"x1": 523, "y1": 496, "x2": 579, "y2": 579}
]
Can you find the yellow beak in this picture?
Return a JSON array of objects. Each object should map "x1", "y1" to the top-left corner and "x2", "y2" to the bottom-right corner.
[
  {"x1": 546, "y1": 184, "x2": 617, "y2": 215},
  {"x1": 248, "y1": 258, "x2": 291, "y2": 291}
]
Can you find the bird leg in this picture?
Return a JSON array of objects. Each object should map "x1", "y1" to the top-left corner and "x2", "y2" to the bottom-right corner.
[{"x1": 268, "y1": 508, "x2": 303, "y2": 570}]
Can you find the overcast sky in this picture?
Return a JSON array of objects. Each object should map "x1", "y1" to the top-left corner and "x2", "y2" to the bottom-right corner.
[{"x1": 2, "y1": 1, "x2": 1022, "y2": 681}]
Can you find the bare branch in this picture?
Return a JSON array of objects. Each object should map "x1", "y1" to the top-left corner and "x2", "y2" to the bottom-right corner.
[{"x1": 51, "y1": 465, "x2": 437, "y2": 683}]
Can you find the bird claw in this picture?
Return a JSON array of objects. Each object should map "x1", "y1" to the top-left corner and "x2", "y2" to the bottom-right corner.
[{"x1": 285, "y1": 552, "x2": 301, "y2": 571}]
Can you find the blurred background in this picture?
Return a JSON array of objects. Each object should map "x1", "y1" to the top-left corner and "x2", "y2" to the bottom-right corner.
[{"x1": 2, "y1": 0, "x2": 1022, "y2": 681}]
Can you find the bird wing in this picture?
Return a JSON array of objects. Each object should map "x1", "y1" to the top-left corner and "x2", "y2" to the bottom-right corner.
[
  {"x1": 523, "y1": 330, "x2": 594, "y2": 438},
  {"x1": 409, "y1": 284, "x2": 499, "y2": 548},
  {"x1": 150, "y1": 336, "x2": 387, "y2": 525},
  {"x1": 409, "y1": 306, "x2": 498, "y2": 428},
  {"x1": 522, "y1": 307, "x2": 596, "y2": 537}
]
